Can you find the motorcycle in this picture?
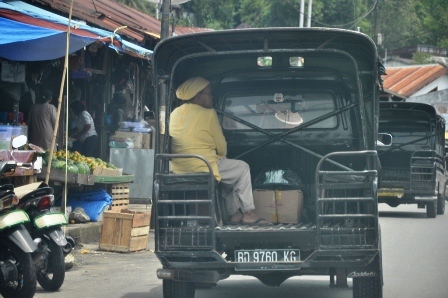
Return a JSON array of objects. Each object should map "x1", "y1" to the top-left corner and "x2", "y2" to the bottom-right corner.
[
  {"x1": 15, "y1": 179, "x2": 73, "y2": 291},
  {"x1": 0, "y1": 160, "x2": 40, "y2": 298}
]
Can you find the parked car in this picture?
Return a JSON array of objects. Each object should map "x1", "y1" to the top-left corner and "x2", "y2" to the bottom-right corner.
[
  {"x1": 378, "y1": 101, "x2": 446, "y2": 217},
  {"x1": 152, "y1": 27, "x2": 384, "y2": 298}
]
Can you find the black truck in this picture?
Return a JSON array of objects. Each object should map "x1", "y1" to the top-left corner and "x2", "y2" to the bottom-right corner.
[
  {"x1": 152, "y1": 28, "x2": 384, "y2": 298},
  {"x1": 378, "y1": 101, "x2": 446, "y2": 218}
]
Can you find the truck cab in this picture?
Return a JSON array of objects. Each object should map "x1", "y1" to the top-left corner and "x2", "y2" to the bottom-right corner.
[
  {"x1": 378, "y1": 101, "x2": 446, "y2": 217},
  {"x1": 152, "y1": 28, "x2": 384, "y2": 298}
]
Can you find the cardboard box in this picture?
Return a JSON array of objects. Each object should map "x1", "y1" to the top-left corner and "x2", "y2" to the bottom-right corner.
[
  {"x1": 114, "y1": 130, "x2": 153, "y2": 149},
  {"x1": 114, "y1": 131, "x2": 143, "y2": 149},
  {"x1": 253, "y1": 189, "x2": 277, "y2": 223},
  {"x1": 142, "y1": 133, "x2": 151, "y2": 149},
  {"x1": 99, "y1": 210, "x2": 150, "y2": 252},
  {"x1": 276, "y1": 189, "x2": 303, "y2": 224},
  {"x1": 93, "y1": 167, "x2": 123, "y2": 177},
  {"x1": 253, "y1": 189, "x2": 303, "y2": 224}
]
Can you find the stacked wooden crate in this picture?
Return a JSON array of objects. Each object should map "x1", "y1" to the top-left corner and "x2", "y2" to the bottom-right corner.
[
  {"x1": 108, "y1": 183, "x2": 130, "y2": 211},
  {"x1": 99, "y1": 209, "x2": 150, "y2": 252}
]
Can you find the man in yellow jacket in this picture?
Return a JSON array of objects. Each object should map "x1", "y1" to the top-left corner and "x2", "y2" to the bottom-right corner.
[{"x1": 170, "y1": 77, "x2": 268, "y2": 225}]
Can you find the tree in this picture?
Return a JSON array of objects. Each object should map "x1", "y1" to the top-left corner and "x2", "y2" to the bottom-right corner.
[
  {"x1": 115, "y1": 0, "x2": 156, "y2": 15},
  {"x1": 182, "y1": 0, "x2": 241, "y2": 29},
  {"x1": 375, "y1": 0, "x2": 427, "y2": 51},
  {"x1": 124, "y1": 0, "x2": 447, "y2": 55},
  {"x1": 420, "y1": 0, "x2": 448, "y2": 49}
]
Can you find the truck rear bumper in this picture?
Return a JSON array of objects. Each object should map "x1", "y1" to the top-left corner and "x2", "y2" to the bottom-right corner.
[{"x1": 156, "y1": 248, "x2": 379, "y2": 282}]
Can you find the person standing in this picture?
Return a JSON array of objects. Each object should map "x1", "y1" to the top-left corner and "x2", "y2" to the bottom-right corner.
[
  {"x1": 28, "y1": 89, "x2": 56, "y2": 150},
  {"x1": 71, "y1": 101, "x2": 98, "y2": 157},
  {"x1": 108, "y1": 90, "x2": 126, "y2": 134},
  {"x1": 170, "y1": 77, "x2": 269, "y2": 225}
]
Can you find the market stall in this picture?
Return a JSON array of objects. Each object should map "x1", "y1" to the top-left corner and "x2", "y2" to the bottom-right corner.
[{"x1": 36, "y1": 149, "x2": 134, "y2": 222}]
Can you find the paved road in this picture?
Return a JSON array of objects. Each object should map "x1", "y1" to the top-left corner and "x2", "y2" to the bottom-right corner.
[{"x1": 34, "y1": 202, "x2": 448, "y2": 298}]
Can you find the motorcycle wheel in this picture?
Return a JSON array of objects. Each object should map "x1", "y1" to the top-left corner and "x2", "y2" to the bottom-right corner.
[
  {"x1": 37, "y1": 240, "x2": 65, "y2": 291},
  {"x1": 0, "y1": 244, "x2": 37, "y2": 298}
]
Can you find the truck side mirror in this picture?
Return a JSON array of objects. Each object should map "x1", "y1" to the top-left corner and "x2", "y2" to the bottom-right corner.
[{"x1": 377, "y1": 133, "x2": 392, "y2": 146}]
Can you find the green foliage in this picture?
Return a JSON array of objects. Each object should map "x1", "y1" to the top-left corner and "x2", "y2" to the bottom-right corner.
[
  {"x1": 412, "y1": 52, "x2": 432, "y2": 64},
  {"x1": 419, "y1": 0, "x2": 448, "y2": 49},
  {"x1": 376, "y1": 0, "x2": 427, "y2": 50},
  {"x1": 120, "y1": 0, "x2": 447, "y2": 54},
  {"x1": 186, "y1": 0, "x2": 241, "y2": 29},
  {"x1": 115, "y1": 0, "x2": 156, "y2": 16}
]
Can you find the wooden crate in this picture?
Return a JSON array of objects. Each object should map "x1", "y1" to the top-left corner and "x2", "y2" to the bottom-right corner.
[
  {"x1": 108, "y1": 183, "x2": 130, "y2": 212},
  {"x1": 99, "y1": 210, "x2": 150, "y2": 252}
]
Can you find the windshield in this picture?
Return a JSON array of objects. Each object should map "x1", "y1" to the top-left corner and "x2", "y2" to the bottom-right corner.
[
  {"x1": 222, "y1": 92, "x2": 337, "y2": 130},
  {"x1": 379, "y1": 110, "x2": 432, "y2": 146}
]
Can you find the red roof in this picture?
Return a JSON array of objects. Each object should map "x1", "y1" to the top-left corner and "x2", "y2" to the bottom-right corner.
[
  {"x1": 30, "y1": 0, "x2": 211, "y2": 46},
  {"x1": 383, "y1": 64, "x2": 448, "y2": 98}
]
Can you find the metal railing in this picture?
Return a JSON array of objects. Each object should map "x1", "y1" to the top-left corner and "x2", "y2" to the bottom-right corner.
[
  {"x1": 316, "y1": 151, "x2": 379, "y2": 250},
  {"x1": 154, "y1": 154, "x2": 218, "y2": 251}
]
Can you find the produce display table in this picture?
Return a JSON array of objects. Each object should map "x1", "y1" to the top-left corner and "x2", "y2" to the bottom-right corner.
[
  {"x1": 37, "y1": 167, "x2": 134, "y2": 185},
  {"x1": 37, "y1": 167, "x2": 135, "y2": 213}
]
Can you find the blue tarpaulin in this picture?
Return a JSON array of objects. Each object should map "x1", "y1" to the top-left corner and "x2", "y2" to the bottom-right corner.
[
  {"x1": 65, "y1": 189, "x2": 113, "y2": 222},
  {"x1": 0, "y1": 16, "x2": 97, "y2": 61},
  {"x1": 0, "y1": 0, "x2": 152, "y2": 61}
]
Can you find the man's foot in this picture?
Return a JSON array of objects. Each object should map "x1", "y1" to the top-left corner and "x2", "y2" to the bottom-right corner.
[
  {"x1": 229, "y1": 211, "x2": 243, "y2": 224},
  {"x1": 241, "y1": 210, "x2": 271, "y2": 225}
]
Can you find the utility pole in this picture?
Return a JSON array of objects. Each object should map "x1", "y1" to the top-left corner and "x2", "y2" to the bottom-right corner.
[
  {"x1": 373, "y1": 0, "x2": 380, "y2": 42},
  {"x1": 299, "y1": 0, "x2": 305, "y2": 27},
  {"x1": 160, "y1": 0, "x2": 171, "y2": 40},
  {"x1": 307, "y1": 0, "x2": 312, "y2": 27}
]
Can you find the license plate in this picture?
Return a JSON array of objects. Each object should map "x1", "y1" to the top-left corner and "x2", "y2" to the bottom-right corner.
[
  {"x1": 378, "y1": 188, "x2": 404, "y2": 198},
  {"x1": 235, "y1": 249, "x2": 300, "y2": 263}
]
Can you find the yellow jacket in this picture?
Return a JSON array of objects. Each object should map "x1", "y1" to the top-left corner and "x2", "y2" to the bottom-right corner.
[{"x1": 169, "y1": 103, "x2": 227, "y2": 181}]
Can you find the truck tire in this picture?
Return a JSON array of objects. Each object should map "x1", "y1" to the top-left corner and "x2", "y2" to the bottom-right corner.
[
  {"x1": 353, "y1": 275, "x2": 382, "y2": 298},
  {"x1": 352, "y1": 258, "x2": 382, "y2": 298},
  {"x1": 426, "y1": 201, "x2": 437, "y2": 218},
  {"x1": 353, "y1": 227, "x2": 383, "y2": 298},
  {"x1": 437, "y1": 194, "x2": 445, "y2": 215},
  {"x1": 163, "y1": 280, "x2": 195, "y2": 298}
]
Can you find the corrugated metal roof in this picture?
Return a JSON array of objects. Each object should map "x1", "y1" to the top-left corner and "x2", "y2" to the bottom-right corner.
[
  {"x1": 29, "y1": 0, "x2": 210, "y2": 47},
  {"x1": 0, "y1": 0, "x2": 152, "y2": 60},
  {"x1": 383, "y1": 64, "x2": 448, "y2": 98}
]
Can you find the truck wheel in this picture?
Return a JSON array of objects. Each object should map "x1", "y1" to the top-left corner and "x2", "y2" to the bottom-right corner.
[
  {"x1": 426, "y1": 201, "x2": 437, "y2": 218},
  {"x1": 352, "y1": 258, "x2": 382, "y2": 298},
  {"x1": 163, "y1": 280, "x2": 195, "y2": 298},
  {"x1": 437, "y1": 194, "x2": 445, "y2": 215},
  {"x1": 353, "y1": 275, "x2": 382, "y2": 298},
  {"x1": 353, "y1": 228, "x2": 383, "y2": 298}
]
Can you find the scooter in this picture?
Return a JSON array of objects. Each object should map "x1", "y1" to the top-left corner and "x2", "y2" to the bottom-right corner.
[
  {"x1": 15, "y1": 178, "x2": 73, "y2": 291},
  {"x1": 0, "y1": 160, "x2": 40, "y2": 298}
]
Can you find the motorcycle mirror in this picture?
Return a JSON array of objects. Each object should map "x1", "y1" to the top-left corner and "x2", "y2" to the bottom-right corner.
[{"x1": 11, "y1": 135, "x2": 27, "y2": 149}]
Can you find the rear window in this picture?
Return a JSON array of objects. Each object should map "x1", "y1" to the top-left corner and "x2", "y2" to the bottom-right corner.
[
  {"x1": 222, "y1": 92, "x2": 337, "y2": 130},
  {"x1": 379, "y1": 110, "x2": 432, "y2": 145}
]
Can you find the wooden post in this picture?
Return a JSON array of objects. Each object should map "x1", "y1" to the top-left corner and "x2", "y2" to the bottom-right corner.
[{"x1": 45, "y1": 0, "x2": 74, "y2": 217}]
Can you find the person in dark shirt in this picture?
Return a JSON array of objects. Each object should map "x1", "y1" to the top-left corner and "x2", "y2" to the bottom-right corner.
[{"x1": 28, "y1": 89, "x2": 56, "y2": 150}]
